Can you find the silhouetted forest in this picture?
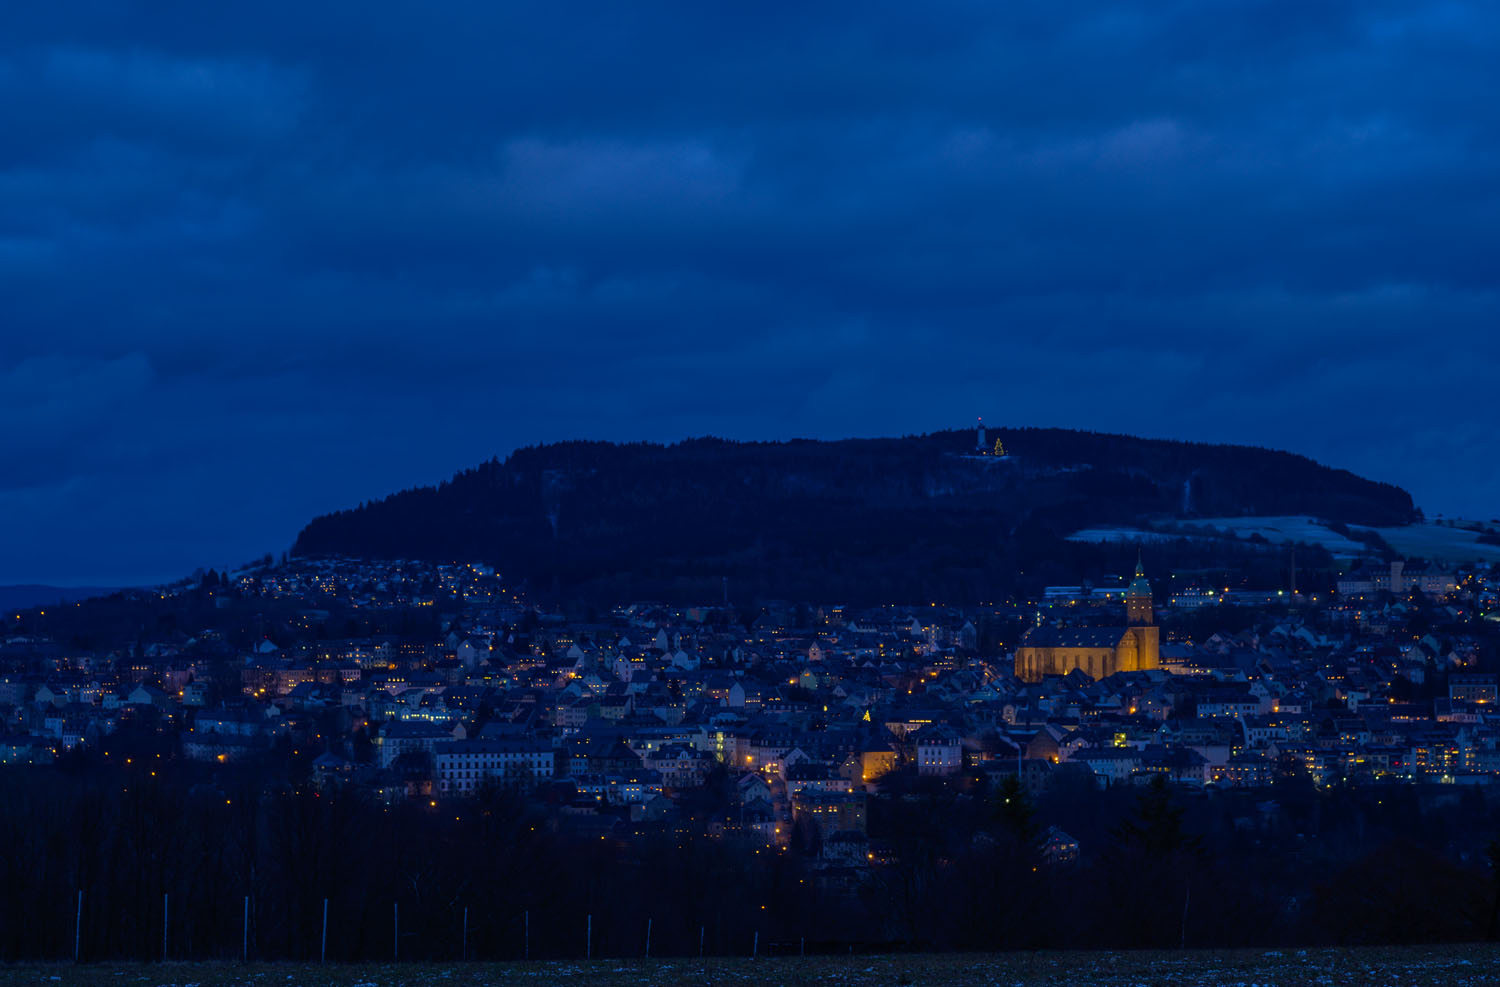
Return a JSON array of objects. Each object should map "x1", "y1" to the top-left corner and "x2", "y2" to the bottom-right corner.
[
  {"x1": 292, "y1": 430, "x2": 1415, "y2": 605},
  {"x1": 2, "y1": 749, "x2": 1494, "y2": 963}
]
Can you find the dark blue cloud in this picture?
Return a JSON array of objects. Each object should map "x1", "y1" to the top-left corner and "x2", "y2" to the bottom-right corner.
[{"x1": 1, "y1": 2, "x2": 1498, "y2": 584}]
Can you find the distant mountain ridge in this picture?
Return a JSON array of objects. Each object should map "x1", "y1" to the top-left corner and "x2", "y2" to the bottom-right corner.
[
  {"x1": 292, "y1": 428, "x2": 1416, "y2": 604},
  {"x1": 0, "y1": 585, "x2": 120, "y2": 611}
]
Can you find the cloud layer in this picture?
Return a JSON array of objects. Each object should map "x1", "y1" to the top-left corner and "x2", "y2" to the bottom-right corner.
[{"x1": 2, "y1": 2, "x2": 1497, "y2": 584}]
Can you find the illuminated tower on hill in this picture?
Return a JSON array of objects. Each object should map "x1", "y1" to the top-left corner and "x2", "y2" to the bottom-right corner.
[{"x1": 976, "y1": 417, "x2": 987, "y2": 453}]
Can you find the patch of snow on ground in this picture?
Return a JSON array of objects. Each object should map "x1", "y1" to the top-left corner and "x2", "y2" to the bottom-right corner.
[{"x1": 1065, "y1": 527, "x2": 1192, "y2": 544}]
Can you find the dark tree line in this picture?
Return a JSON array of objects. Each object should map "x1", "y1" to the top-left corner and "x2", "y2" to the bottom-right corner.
[
  {"x1": 0, "y1": 762, "x2": 825, "y2": 963},
  {"x1": 2, "y1": 754, "x2": 1497, "y2": 963}
]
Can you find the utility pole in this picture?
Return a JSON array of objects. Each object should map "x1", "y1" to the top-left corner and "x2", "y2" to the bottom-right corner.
[{"x1": 1180, "y1": 883, "x2": 1191, "y2": 949}]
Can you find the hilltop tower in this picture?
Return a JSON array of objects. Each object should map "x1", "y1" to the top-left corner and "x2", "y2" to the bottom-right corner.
[{"x1": 976, "y1": 417, "x2": 987, "y2": 453}]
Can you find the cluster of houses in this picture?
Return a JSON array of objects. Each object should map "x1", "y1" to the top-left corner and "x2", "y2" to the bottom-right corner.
[{"x1": 5, "y1": 554, "x2": 1500, "y2": 869}]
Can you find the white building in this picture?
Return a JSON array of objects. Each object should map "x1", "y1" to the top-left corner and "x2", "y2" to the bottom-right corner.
[
  {"x1": 434, "y1": 738, "x2": 555, "y2": 795},
  {"x1": 915, "y1": 726, "x2": 962, "y2": 776}
]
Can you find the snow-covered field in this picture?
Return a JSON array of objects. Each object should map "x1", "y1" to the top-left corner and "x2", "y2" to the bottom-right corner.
[
  {"x1": 1172, "y1": 516, "x2": 1371, "y2": 555},
  {"x1": 6, "y1": 947, "x2": 1500, "y2": 987},
  {"x1": 1370, "y1": 524, "x2": 1500, "y2": 564},
  {"x1": 1069, "y1": 516, "x2": 1500, "y2": 564},
  {"x1": 1066, "y1": 516, "x2": 1367, "y2": 555},
  {"x1": 1065, "y1": 527, "x2": 1187, "y2": 545}
]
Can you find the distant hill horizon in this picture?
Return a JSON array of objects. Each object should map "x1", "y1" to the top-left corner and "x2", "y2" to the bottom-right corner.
[
  {"x1": 0, "y1": 584, "x2": 123, "y2": 612},
  {"x1": 292, "y1": 428, "x2": 1418, "y2": 605}
]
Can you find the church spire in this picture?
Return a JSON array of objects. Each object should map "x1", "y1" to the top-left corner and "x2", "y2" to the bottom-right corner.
[{"x1": 1127, "y1": 554, "x2": 1153, "y2": 626}]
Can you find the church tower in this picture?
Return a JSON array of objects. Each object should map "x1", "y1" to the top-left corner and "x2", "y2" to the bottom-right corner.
[
  {"x1": 1014, "y1": 558, "x2": 1161, "y2": 682},
  {"x1": 1126, "y1": 557, "x2": 1154, "y2": 626},
  {"x1": 1123, "y1": 556, "x2": 1161, "y2": 671}
]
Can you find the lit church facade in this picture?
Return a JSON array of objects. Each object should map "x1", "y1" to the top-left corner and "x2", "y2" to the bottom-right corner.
[{"x1": 1014, "y1": 562, "x2": 1161, "y2": 682}]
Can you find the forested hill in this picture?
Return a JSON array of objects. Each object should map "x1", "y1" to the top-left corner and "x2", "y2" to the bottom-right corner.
[{"x1": 291, "y1": 429, "x2": 1416, "y2": 604}]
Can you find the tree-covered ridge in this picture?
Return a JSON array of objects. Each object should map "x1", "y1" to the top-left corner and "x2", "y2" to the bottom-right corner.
[{"x1": 291, "y1": 429, "x2": 1416, "y2": 604}]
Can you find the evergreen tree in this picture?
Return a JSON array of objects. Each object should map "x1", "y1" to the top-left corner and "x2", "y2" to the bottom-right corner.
[
  {"x1": 1114, "y1": 774, "x2": 1200, "y2": 859},
  {"x1": 991, "y1": 774, "x2": 1037, "y2": 846}
]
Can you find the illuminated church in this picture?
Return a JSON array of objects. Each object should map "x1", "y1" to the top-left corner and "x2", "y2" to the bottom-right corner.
[{"x1": 1014, "y1": 561, "x2": 1160, "y2": 682}]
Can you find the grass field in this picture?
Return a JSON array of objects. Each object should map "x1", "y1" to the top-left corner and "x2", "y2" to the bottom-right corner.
[{"x1": 4, "y1": 946, "x2": 1500, "y2": 987}]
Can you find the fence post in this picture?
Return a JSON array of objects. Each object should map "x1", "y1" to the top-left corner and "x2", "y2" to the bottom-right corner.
[
  {"x1": 753, "y1": 930, "x2": 758, "y2": 958},
  {"x1": 645, "y1": 918, "x2": 651, "y2": 958},
  {"x1": 586, "y1": 913, "x2": 592, "y2": 960},
  {"x1": 462, "y1": 907, "x2": 468, "y2": 961},
  {"x1": 393, "y1": 902, "x2": 399, "y2": 961},
  {"x1": 242, "y1": 896, "x2": 249, "y2": 963},
  {"x1": 524, "y1": 910, "x2": 529, "y2": 961},
  {"x1": 321, "y1": 899, "x2": 329, "y2": 963},
  {"x1": 74, "y1": 891, "x2": 82, "y2": 963},
  {"x1": 162, "y1": 893, "x2": 169, "y2": 961}
]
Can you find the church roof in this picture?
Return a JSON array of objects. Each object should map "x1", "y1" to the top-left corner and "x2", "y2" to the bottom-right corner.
[{"x1": 1021, "y1": 626, "x2": 1126, "y2": 649}]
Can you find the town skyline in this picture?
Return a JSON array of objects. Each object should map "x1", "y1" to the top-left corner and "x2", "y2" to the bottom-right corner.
[{"x1": 5, "y1": 543, "x2": 1499, "y2": 960}]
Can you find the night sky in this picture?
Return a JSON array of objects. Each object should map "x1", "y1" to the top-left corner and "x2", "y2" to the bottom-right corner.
[{"x1": 3, "y1": 3, "x2": 1498, "y2": 586}]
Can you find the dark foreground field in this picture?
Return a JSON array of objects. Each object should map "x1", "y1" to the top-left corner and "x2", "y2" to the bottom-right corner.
[{"x1": 3, "y1": 947, "x2": 1500, "y2": 987}]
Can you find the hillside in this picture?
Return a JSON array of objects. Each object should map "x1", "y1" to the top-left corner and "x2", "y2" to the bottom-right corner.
[
  {"x1": 291, "y1": 429, "x2": 1416, "y2": 604},
  {"x1": 0, "y1": 584, "x2": 121, "y2": 611}
]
